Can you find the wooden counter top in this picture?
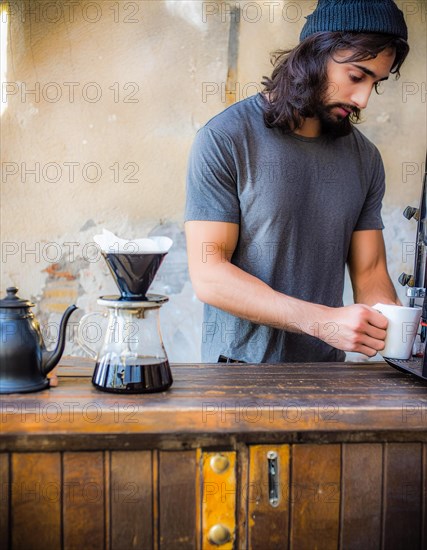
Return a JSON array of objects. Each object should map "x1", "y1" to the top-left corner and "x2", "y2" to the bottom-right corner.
[{"x1": 1, "y1": 357, "x2": 426, "y2": 447}]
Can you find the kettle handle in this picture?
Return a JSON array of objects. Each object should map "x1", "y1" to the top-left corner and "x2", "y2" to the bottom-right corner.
[{"x1": 77, "y1": 312, "x2": 106, "y2": 359}]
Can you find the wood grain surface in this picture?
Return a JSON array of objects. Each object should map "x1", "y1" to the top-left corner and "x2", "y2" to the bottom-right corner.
[
  {"x1": 0, "y1": 453, "x2": 9, "y2": 549},
  {"x1": 1, "y1": 359, "x2": 427, "y2": 440},
  {"x1": 340, "y1": 443, "x2": 382, "y2": 549},
  {"x1": 110, "y1": 450, "x2": 153, "y2": 549},
  {"x1": 290, "y1": 444, "x2": 341, "y2": 549},
  {"x1": 383, "y1": 443, "x2": 423, "y2": 549},
  {"x1": 63, "y1": 452, "x2": 105, "y2": 549},
  {"x1": 11, "y1": 452, "x2": 61, "y2": 550},
  {"x1": 159, "y1": 450, "x2": 197, "y2": 549}
]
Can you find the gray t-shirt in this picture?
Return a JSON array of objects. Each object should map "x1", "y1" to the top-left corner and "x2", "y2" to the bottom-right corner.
[{"x1": 185, "y1": 93, "x2": 385, "y2": 363}]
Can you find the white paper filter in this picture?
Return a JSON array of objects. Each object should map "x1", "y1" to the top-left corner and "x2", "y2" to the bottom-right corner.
[{"x1": 93, "y1": 229, "x2": 173, "y2": 254}]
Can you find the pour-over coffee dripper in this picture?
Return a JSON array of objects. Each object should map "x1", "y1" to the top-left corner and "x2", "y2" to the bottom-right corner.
[
  {"x1": 102, "y1": 251, "x2": 167, "y2": 300},
  {"x1": 78, "y1": 242, "x2": 173, "y2": 394}
]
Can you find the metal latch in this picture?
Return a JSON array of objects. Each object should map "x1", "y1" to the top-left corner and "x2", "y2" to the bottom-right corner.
[{"x1": 267, "y1": 450, "x2": 280, "y2": 507}]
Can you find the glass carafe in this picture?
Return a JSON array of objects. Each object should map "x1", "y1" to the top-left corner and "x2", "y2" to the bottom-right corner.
[{"x1": 78, "y1": 296, "x2": 172, "y2": 393}]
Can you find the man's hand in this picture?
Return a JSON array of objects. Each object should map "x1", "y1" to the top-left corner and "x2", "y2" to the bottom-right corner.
[{"x1": 316, "y1": 304, "x2": 388, "y2": 357}]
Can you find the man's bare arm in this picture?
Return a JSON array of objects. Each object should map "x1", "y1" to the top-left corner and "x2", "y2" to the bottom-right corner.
[
  {"x1": 347, "y1": 229, "x2": 401, "y2": 306},
  {"x1": 186, "y1": 220, "x2": 388, "y2": 356}
]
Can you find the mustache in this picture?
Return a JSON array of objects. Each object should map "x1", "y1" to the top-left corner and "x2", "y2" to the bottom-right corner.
[{"x1": 327, "y1": 103, "x2": 361, "y2": 118}]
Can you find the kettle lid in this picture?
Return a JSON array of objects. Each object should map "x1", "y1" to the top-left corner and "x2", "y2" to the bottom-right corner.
[{"x1": 0, "y1": 287, "x2": 34, "y2": 308}]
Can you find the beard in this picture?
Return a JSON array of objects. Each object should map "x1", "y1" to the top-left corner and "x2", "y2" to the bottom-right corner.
[{"x1": 314, "y1": 103, "x2": 361, "y2": 138}]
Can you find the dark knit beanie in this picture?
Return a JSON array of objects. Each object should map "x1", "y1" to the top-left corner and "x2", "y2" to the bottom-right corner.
[{"x1": 300, "y1": 0, "x2": 408, "y2": 42}]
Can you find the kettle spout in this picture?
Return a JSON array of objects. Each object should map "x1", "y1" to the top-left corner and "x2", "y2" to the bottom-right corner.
[{"x1": 42, "y1": 305, "x2": 78, "y2": 375}]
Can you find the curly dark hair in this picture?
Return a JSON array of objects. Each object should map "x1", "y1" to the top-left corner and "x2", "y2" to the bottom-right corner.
[{"x1": 261, "y1": 32, "x2": 410, "y2": 132}]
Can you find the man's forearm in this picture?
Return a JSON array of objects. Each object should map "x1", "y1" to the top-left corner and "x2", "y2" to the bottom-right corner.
[
  {"x1": 352, "y1": 270, "x2": 401, "y2": 306},
  {"x1": 191, "y1": 260, "x2": 389, "y2": 356},
  {"x1": 194, "y1": 260, "x2": 327, "y2": 336}
]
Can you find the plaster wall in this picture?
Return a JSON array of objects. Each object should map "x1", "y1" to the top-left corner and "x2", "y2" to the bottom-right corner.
[{"x1": 1, "y1": 0, "x2": 426, "y2": 361}]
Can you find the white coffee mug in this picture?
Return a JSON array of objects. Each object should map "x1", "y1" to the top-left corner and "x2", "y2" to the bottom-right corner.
[{"x1": 372, "y1": 303, "x2": 422, "y2": 360}]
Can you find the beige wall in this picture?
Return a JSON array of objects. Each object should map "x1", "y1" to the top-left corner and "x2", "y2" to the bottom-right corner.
[{"x1": 1, "y1": 1, "x2": 426, "y2": 360}]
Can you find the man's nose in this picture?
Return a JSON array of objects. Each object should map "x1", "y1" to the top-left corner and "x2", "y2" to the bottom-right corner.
[{"x1": 351, "y1": 85, "x2": 373, "y2": 110}]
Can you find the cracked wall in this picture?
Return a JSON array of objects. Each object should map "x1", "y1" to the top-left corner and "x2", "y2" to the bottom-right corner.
[{"x1": 1, "y1": 1, "x2": 426, "y2": 362}]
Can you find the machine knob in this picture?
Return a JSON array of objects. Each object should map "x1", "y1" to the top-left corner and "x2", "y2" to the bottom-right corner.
[
  {"x1": 398, "y1": 273, "x2": 414, "y2": 286},
  {"x1": 403, "y1": 206, "x2": 419, "y2": 221},
  {"x1": 208, "y1": 524, "x2": 231, "y2": 546}
]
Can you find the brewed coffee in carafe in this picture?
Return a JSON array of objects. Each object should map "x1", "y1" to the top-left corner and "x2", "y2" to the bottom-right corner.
[
  {"x1": 79, "y1": 234, "x2": 173, "y2": 393},
  {"x1": 89, "y1": 296, "x2": 172, "y2": 393}
]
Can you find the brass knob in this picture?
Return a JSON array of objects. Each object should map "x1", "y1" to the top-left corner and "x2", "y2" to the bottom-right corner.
[
  {"x1": 210, "y1": 454, "x2": 229, "y2": 474},
  {"x1": 208, "y1": 524, "x2": 231, "y2": 546}
]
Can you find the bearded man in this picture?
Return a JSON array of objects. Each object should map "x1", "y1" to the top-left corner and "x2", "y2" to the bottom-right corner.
[{"x1": 185, "y1": 0, "x2": 410, "y2": 364}]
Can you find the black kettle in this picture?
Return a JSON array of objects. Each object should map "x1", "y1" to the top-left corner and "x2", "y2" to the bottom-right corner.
[{"x1": 0, "y1": 287, "x2": 77, "y2": 393}]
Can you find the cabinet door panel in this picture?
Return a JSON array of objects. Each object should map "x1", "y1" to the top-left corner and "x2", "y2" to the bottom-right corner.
[
  {"x1": 159, "y1": 450, "x2": 197, "y2": 550},
  {"x1": 383, "y1": 443, "x2": 423, "y2": 550},
  {"x1": 12, "y1": 452, "x2": 61, "y2": 550},
  {"x1": 248, "y1": 445, "x2": 290, "y2": 550},
  {"x1": 0, "y1": 453, "x2": 10, "y2": 549},
  {"x1": 290, "y1": 444, "x2": 340, "y2": 550},
  {"x1": 340, "y1": 443, "x2": 382, "y2": 550},
  {"x1": 423, "y1": 444, "x2": 427, "y2": 549},
  {"x1": 63, "y1": 451, "x2": 105, "y2": 550},
  {"x1": 111, "y1": 450, "x2": 153, "y2": 550}
]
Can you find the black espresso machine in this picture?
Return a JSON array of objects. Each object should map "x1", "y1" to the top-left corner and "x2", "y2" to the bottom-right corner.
[{"x1": 384, "y1": 151, "x2": 427, "y2": 381}]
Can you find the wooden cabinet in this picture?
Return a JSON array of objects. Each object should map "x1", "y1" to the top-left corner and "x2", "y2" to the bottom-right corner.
[{"x1": 1, "y1": 360, "x2": 427, "y2": 549}]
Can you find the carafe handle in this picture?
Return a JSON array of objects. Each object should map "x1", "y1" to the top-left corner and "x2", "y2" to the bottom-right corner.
[{"x1": 77, "y1": 312, "x2": 106, "y2": 359}]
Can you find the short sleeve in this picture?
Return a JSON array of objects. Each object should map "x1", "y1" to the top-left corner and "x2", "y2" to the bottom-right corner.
[
  {"x1": 354, "y1": 147, "x2": 385, "y2": 231},
  {"x1": 185, "y1": 126, "x2": 240, "y2": 223}
]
